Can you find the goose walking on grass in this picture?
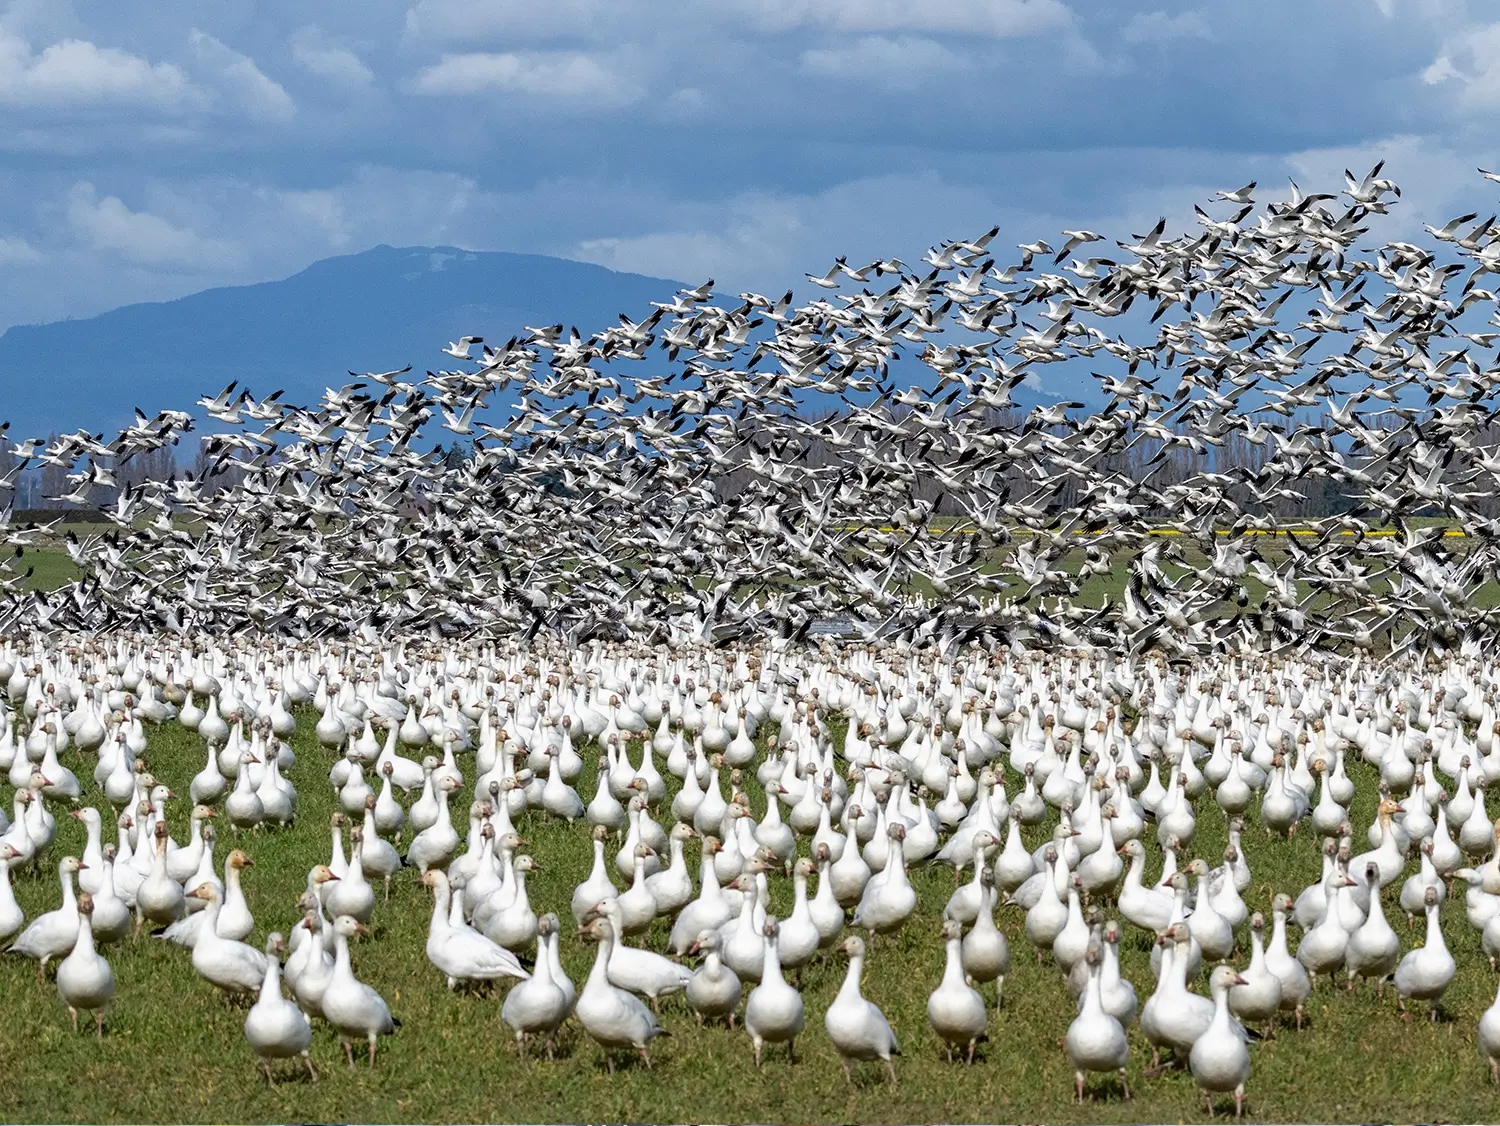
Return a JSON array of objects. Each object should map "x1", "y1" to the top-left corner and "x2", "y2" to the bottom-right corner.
[
  {"x1": 322, "y1": 915, "x2": 396, "y2": 1067},
  {"x1": 244, "y1": 933, "x2": 316, "y2": 1084},
  {"x1": 56, "y1": 894, "x2": 113, "y2": 1037},
  {"x1": 825, "y1": 934, "x2": 899, "y2": 1085}
]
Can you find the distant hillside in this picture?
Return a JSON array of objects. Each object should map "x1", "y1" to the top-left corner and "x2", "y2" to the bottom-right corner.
[{"x1": 0, "y1": 246, "x2": 684, "y2": 438}]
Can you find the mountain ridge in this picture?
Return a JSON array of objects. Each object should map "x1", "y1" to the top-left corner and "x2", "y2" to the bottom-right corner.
[{"x1": 0, "y1": 245, "x2": 685, "y2": 439}]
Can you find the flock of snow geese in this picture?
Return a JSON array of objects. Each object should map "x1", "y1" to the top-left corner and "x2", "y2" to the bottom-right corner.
[
  {"x1": 5, "y1": 166, "x2": 1500, "y2": 657},
  {"x1": 7, "y1": 166, "x2": 1500, "y2": 1116},
  {"x1": 6, "y1": 636, "x2": 1500, "y2": 1118}
]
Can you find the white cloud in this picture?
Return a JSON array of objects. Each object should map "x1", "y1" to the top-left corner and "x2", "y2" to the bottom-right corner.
[
  {"x1": 189, "y1": 30, "x2": 295, "y2": 122},
  {"x1": 403, "y1": 0, "x2": 613, "y2": 43},
  {"x1": 1420, "y1": 21, "x2": 1500, "y2": 109},
  {"x1": 800, "y1": 36, "x2": 961, "y2": 88},
  {"x1": 0, "y1": 31, "x2": 192, "y2": 108},
  {"x1": 289, "y1": 26, "x2": 374, "y2": 89},
  {"x1": 0, "y1": 235, "x2": 40, "y2": 265},
  {"x1": 410, "y1": 50, "x2": 642, "y2": 104},
  {"x1": 66, "y1": 182, "x2": 243, "y2": 269},
  {"x1": 1422, "y1": 54, "x2": 1460, "y2": 84},
  {"x1": 1121, "y1": 10, "x2": 1214, "y2": 45},
  {"x1": 735, "y1": 0, "x2": 1074, "y2": 38}
]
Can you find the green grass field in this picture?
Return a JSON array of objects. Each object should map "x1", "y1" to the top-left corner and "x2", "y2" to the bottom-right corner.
[{"x1": 1, "y1": 712, "x2": 1499, "y2": 1123}]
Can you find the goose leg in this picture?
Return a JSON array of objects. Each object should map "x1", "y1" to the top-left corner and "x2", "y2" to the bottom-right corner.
[
  {"x1": 884, "y1": 1059, "x2": 897, "y2": 1085},
  {"x1": 303, "y1": 1052, "x2": 317, "y2": 1082},
  {"x1": 1235, "y1": 1085, "x2": 1245, "y2": 1119},
  {"x1": 640, "y1": 1047, "x2": 651, "y2": 1069},
  {"x1": 343, "y1": 1039, "x2": 355, "y2": 1068},
  {"x1": 841, "y1": 1058, "x2": 852, "y2": 1085},
  {"x1": 263, "y1": 1061, "x2": 275, "y2": 1087},
  {"x1": 68, "y1": 1007, "x2": 77, "y2": 1034},
  {"x1": 1074, "y1": 1073, "x2": 1084, "y2": 1103},
  {"x1": 1119, "y1": 1068, "x2": 1129, "y2": 1099},
  {"x1": 95, "y1": 1011, "x2": 104, "y2": 1040},
  {"x1": 753, "y1": 1039, "x2": 762, "y2": 1067},
  {"x1": 368, "y1": 1034, "x2": 378, "y2": 1066}
]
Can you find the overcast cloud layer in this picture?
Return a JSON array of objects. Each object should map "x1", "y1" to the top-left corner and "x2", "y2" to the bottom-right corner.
[{"x1": 0, "y1": 0, "x2": 1497, "y2": 332}]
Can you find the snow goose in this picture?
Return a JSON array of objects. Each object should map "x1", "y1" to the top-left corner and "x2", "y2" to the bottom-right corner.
[
  {"x1": 1228, "y1": 913, "x2": 1281, "y2": 1033},
  {"x1": 825, "y1": 934, "x2": 899, "y2": 1084},
  {"x1": 358, "y1": 795, "x2": 402, "y2": 900},
  {"x1": 10, "y1": 855, "x2": 83, "y2": 979},
  {"x1": 1190, "y1": 965, "x2": 1251, "y2": 1119},
  {"x1": 485, "y1": 855, "x2": 540, "y2": 953},
  {"x1": 961, "y1": 876, "x2": 1010, "y2": 998},
  {"x1": 583, "y1": 899, "x2": 691, "y2": 1005},
  {"x1": 1345, "y1": 861, "x2": 1399, "y2": 992},
  {"x1": 776, "y1": 858, "x2": 822, "y2": 977},
  {"x1": 89, "y1": 846, "x2": 130, "y2": 945},
  {"x1": 852, "y1": 822, "x2": 917, "y2": 937},
  {"x1": 406, "y1": 773, "x2": 460, "y2": 873},
  {"x1": 686, "y1": 928, "x2": 742, "y2": 1028},
  {"x1": 928, "y1": 918, "x2": 987, "y2": 1063},
  {"x1": 744, "y1": 919, "x2": 804, "y2": 1065},
  {"x1": 1067, "y1": 946, "x2": 1128, "y2": 1102},
  {"x1": 163, "y1": 849, "x2": 254, "y2": 946},
  {"x1": 0, "y1": 843, "x2": 23, "y2": 943},
  {"x1": 56, "y1": 893, "x2": 113, "y2": 1037},
  {"x1": 325, "y1": 833, "x2": 376, "y2": 924},
  {"x1": 185, "y1": 883, "x2": 268, "y2": 997},
  {"x1": 244, "y1": 933, "x2": 316, "y2": 1084},
  {"x1": 421, "y1": 870, "x2": 528, "y2": 988},
  {"x1": 1394, "y1": 886, "x2": 1455, "y2": 1020},
  {"x1": 322, "y1": 915, "x2": 396, "y2": 1067},
  {"x1": 667, "y1": 837, "x2": 729, "y2": 954},
  {"x1": 1264, "y1": 893, "x2": 1310, "y2": 1030},
  {"x1": 1098, "y1": 921, "x2": 1137, "y2": 1026},
  {"x1": 1479, "y1": 973, "x2": 1500, "y2": 1084},
  {"x1": 1116, "y1": 840, "x2": 1173, "y2": 933},
  {"x1": 502, "y1": 914, "x2": 569, "y2": 1059},
  {"x1": 1297, "y1": 874, "x2": 1356, "y2": 985},
  {"x1": 614, "y1": 844, "x2": 659, "y2": 938},
  {"x1": 575, "y1": 915, "x2": 666, "y2": 1071},
  {"x1": 572, "y1": 825, "x2": 619, "y2": 927},
  {"x1": 645, "y1": 822, "x2": 696, "y2": 917}
]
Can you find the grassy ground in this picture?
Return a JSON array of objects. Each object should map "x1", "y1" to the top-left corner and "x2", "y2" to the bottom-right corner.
[{"x1": 1, "y1": 709, "x2": 1499, "y2": 1123}]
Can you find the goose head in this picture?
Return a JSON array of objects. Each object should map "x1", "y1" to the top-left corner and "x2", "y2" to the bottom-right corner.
[
  {"x1": 228, "y1": 850, "x2": 253, "y2": 873},
  {"x1": 332, "y1": 914, "x2": 368, "y2": 939},
  {"x1": 836, "y1": 934, "x2": 865, "y2": 959}
]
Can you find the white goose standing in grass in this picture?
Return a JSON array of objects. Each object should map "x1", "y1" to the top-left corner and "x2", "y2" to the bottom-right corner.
[
  {"x1": 1394, "y1": 886, "x2": 1456, "y2": 1020},
  {"x1": 56, "y1": 893, "x2": 113, "y2": 1037},
  {"x1": 575, "y1": 915, "x2": 667, "y2": 1071},
  {"x1": 185, "y1": 882, "x2": 269, "y2": 997},
  {"x1": 10, "y1": 854, "x2": 83, "y2": 980},
  {"x1": 686, "y1": 928, "x2": 741, "y2": 1028},
  {"x1": 322, "y1": 914, "x2": 396, "y2": 1067},
  {"x1": 825, "y1": 933, "x2": 899, "y2": 1084},
  {"x1": 244, "y1": 932, "x2": 316, "y2": 1084},
  {"x1": 1190, "y1": 965, "x2": 1252, "y2": 1119},
  {"x1": 928, "y1": 917, "x2": 987, "y2": 1063},
  {"x1": 584, "y1": 898, "x2": 691, "y2": 1006},
  {"x1": 501, "y1": 914, "x2": 569, "y2": 1059},
  {"x1": 421, "y1": 869, "x2": 528, "y2": 989},
  {"x1": 1066, "y1": 946, "x2": 1128, "y2": 1103},
  {"x1": 744, "y1": 918, "x2": 804, "y2": 1066}
]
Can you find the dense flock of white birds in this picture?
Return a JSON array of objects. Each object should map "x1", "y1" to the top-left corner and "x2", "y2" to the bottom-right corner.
[
  {"x1": 6, "y1": 168, "x2": 1500, "y2": 656},
  {"x1": 6, "y1": 636, "x2": 1500, "y2": 1117}
]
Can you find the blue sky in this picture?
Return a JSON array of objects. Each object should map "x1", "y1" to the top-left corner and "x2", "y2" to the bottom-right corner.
[{"x1": 0, "y1": 0, "x2": 1497, "y2": 333}]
